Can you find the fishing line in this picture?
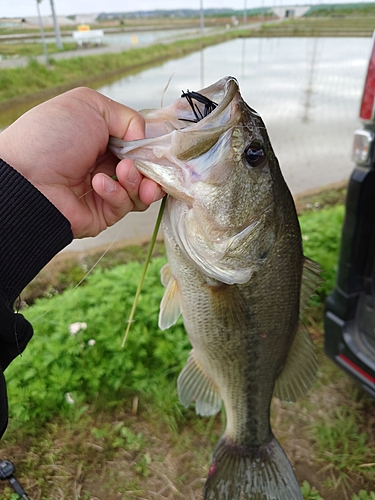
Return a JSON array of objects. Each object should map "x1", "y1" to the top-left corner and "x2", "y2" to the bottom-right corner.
[
  {"x1": 30, "y1": 221, "x2": 126, "y2": 323},
  {"x1": 160, "y1": 73, "x2": 175, "y2": 108}
]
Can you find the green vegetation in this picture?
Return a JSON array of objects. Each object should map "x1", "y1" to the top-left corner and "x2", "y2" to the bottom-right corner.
[
  {"x1": 0, "y1": 41, "x2": 76, "y2": 58},
  {"x1": 299, "y1": 204, "x2": 345, "y2": 301},
  {"x1": 313, "y1": 405, "x2": 374, "y2": 486},
  {"x1": 305, "y1": 3, "x2": 375, "y2": 17},
  {"x1": 7, "y1": 258, "x2": 190, "y2": 427},
  {"x1": 302, "y1": 481, "x2": 324, "y2": 500},
  {"x1": 251, "y1": 16, "x2": 375, "y2": 37},
  {"x1": 352, "y1": 492, "x2": 375, "y2": 500}
]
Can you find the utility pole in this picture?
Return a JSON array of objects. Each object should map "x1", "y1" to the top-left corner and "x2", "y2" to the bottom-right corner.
[
  {"x1": 243, "y1": 0, "x2": 247, "y2": 24},
  {"x1": 49, "y1": 0, "x2": 63, "y2": 49},
  {"x1": 36, "y1": 0, "x2": 50, "y2": 66},
  {"x1": 200, "y1": 0, "x2": 204, "y2": 33}
]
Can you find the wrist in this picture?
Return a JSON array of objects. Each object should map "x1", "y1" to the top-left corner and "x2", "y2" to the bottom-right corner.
[{"x1": 0, "y1": 160, "x2": 73, "y2": 303}]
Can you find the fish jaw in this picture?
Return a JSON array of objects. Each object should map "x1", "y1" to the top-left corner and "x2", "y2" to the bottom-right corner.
[{"x1": 108, "y1": 77, "x2": 241, "y2": 204}]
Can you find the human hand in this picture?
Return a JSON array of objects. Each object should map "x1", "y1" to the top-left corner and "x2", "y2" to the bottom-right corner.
[{"x1": 0, "y1": 87, "x2": 164, "y2": 238}]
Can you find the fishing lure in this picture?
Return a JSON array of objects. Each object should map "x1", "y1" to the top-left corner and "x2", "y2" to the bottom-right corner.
[{"x1": 180, "y1": 90, "x2": 218, "y2": 122}]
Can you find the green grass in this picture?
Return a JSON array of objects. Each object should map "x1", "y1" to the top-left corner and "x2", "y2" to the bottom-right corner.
[
  {"x1": 314, "y1": 406, "x2": 373, "y2": 479},
  {"x1": 305, "y1": 3, "x2": 375, "y2": 17},
  {"x1": 0, "y1": 41, "x2": 77, "y2": 58},
  {"x1": 300, "y1": 204, "x2": 345, "y2": 302},
  {"x1": 252, "y1": 16, "x2": 375, "y2": 37},
  {"x1": 352, "y1": 492, "x2": 375, "y2": 500},
  {"x1": 7, "y1": 257, "x2": 192, "y2": 427},
  {"x1": 302, "y1": 481, "x2": 325, "y2": 500}
]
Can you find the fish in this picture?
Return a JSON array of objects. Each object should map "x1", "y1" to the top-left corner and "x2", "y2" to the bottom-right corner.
[{"x1": 109, "y1": 76, "x2": 321, "y2": 500}]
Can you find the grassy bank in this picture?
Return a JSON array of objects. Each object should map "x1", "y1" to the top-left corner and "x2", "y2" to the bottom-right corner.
[
  {"x1": 250, "y1": 16, "x2": 375, "y2": 37},
  {"x1": 0, "y1": 188, "x2": 374, "y2": 500},
  {"x1": 0, "y1": 30, "x2": 247, "y2": 109}
]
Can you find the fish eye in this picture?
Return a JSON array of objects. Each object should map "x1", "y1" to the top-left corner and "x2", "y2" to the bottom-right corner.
[{"x1": 244, "y1": 141, "x2": 266, "y2": 168}]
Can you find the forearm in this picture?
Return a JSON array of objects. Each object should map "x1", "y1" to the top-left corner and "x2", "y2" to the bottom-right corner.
[{"x1": 0, "y1": 159, "x2": 73, "y2": 438}]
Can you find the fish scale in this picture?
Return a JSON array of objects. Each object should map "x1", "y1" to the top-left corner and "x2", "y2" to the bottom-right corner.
[{"x1": 109, "y1": 76, "x2": 321, "y2": 500}]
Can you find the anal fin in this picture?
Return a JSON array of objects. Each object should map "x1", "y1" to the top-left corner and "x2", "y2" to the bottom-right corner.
[
  {"x1": 300, "y1": 257, "x2": 323, "y2": 315},
  {"x1": 273, "y1": 256, "x2": 321, "y2": 402},
  {"x1": 178, "y1": 350, "x2": 222, "y2": 416}
]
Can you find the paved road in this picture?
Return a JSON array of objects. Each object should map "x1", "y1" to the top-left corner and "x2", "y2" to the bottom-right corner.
[{"x1": 0, "y1": 23, "x2": 264, "y2": 69}]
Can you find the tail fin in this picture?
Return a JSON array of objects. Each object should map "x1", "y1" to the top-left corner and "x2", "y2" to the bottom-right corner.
[{"x1": 204, "y1": 435, "x2": 302, "y2": 500}]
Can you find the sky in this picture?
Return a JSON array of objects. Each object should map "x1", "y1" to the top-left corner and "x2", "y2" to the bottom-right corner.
[{"x1": 2, "y1": 0, "x2": 374, "y2": 19}]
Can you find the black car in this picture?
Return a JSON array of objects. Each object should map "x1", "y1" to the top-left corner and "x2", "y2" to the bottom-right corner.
[{"x1": 324, "y1": 34, "x2": 375, "y2": 398}]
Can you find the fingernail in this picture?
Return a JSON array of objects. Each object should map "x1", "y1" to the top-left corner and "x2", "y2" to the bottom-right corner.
[
  {"x1": 103, "y1": 176, "x2": 116, "y2": 193},
  {"x1": 127, "y1": 165, "x2": 140, "y2": 184}
]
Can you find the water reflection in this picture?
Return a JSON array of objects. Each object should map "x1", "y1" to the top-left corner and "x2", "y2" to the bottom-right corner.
[{"x1": 302, "y1": 38, "x2": 319, "y2": 124}]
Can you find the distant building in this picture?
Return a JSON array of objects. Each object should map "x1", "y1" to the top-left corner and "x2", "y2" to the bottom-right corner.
[
  {"x1": 72, "y1": 13, "x2": 101, "y2": 25},
  {"x1": 271, "y1": 5, "x2": 311, "y2": 19},
  {"x1": 23, "y1": 16, "x2": 76, "y2": 26}
]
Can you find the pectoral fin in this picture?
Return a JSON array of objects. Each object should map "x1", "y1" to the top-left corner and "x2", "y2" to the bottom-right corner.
[
  {"x1": 159, "y1": 265, "x2": 181, "y2": 330},
  {"x1": 178, "y1": 350, "x2": 222, "y2": 416},
  {"x1": 160, "y1": 263, "x2": 172, "y2": 287},
  {"x1": 273, "y1": 257, "x2": 321, "y2": 402}
]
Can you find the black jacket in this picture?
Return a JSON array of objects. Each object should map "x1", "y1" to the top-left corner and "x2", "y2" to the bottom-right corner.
[{"x1": 0, "y1": 159, "x2": 73, "y2": 438}]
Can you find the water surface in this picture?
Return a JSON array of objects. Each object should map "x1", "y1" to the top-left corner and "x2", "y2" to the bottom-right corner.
[{"x1": 98, "y1": 36, "x2": 371, "y2": 194}]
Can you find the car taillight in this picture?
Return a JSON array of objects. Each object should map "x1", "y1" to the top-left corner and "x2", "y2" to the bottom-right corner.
[{"x1": 360, "y1": 32, "x2": 375, "y2": 122}]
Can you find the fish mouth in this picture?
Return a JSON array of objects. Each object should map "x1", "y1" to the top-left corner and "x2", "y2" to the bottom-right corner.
[{"x1": 108, "y1": 76, "x2": 241, "y2": 200}]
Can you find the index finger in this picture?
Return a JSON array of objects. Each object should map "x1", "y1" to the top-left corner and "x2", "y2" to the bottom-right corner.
[{"x1": 97, "y1": 93, "x2": 146, "y2": 142}]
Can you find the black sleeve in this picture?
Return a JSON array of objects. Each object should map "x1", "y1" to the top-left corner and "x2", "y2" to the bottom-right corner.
[{"x1": 0, "y1": 159, "x2": 73, "y2": 438}]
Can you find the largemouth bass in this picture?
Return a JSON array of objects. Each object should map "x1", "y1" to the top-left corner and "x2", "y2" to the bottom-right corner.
[{"x1": 109, "y1": 76, "x2": 320, "y2": 500}]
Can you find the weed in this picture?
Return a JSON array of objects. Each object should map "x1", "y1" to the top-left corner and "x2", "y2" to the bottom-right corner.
[
  {"x1": 6, "y1": 257, "x2": 191, "y2": 428},
  {"x1": 301, "y1": 480, "x2": 325, "y2": 500},
  {"x1": 299, "y1": 204, "x2": 345, "y2": 302},
  {"x1": 133, "y1": 452, "x2": 152, "y2": 477},
  {"x1": 352, "y1": 491, "x2": 375, "y2": 500},
  {"x1": 312, "y1": 405, "x2": 375, "y2": 484}
]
